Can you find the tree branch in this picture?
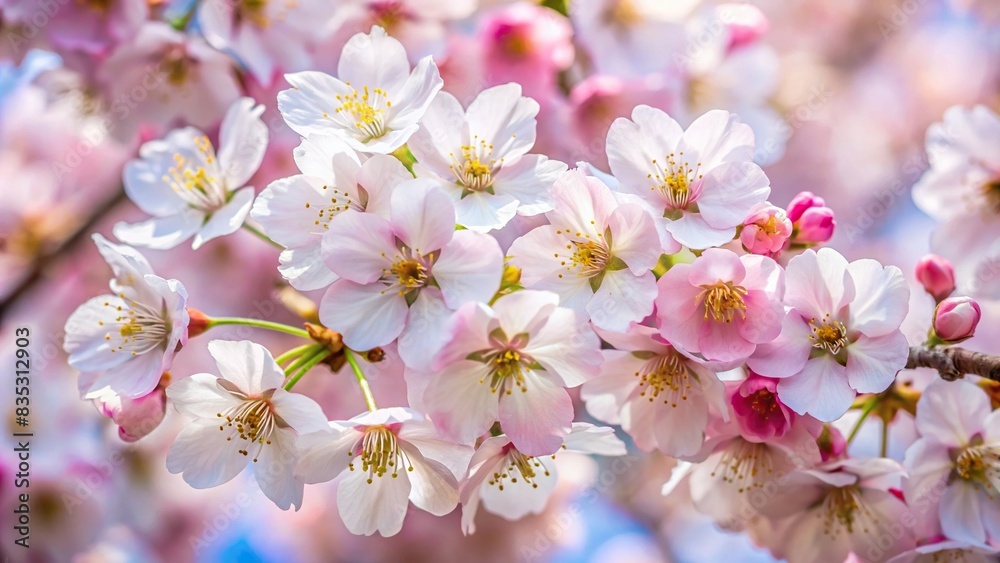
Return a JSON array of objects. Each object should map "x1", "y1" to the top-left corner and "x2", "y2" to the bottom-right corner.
[{"x1": 906, "y1": 346, "x2": 1000, "y2": 382}]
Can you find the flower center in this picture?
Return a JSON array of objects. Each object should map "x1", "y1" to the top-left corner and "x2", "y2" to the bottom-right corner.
[
  {"x1": 607, "y1": 0, "x2": 642, "y2": 26},
  {"x1": 489, "y1": 449, "x2": 551, "y2": 491},
  {"x1": 953, "y1": 439, "x2": 1000, "y2": 494},
  {"x1": 160, "y1": 47, "x2": 194, "y2": 87},
  {"x1": 237, "y1": 0, "x2": 270, "y2": 27},
  {"x1": 78, "y1": 0, "x2": 113, "y2": 13},
  {"x1": 711, "y1": 439, "x2": 774, "y2": 494},
  {"x1": 809, "y1": 314, "x2": 849, "y2": 354},
  {"x1": 819, "y1": 486, "x2": 879, "y2": 537},
  {"x1": 697, "y1": 281, "x2": 748, "y2": 323},
  {"x1": 451, "y1": 138, "x2": 501, "y2": 196},
  {"x1": 649, "y1": 153, "x2": 703, "y2": 212},
  {"x1": 351, "y1": 426, "x2": 412, "y2": 483},
  {"x1": 983, "y1": 178, "x2": 1000, "y2": 213},
  {"x1": 371, "y1": 1, "x2": 405, "y2": 31},
  {"x1": 332, "y1": 85, "x2": 392, "y2": 141},
  {"x1": 747, "y1": 388, "x2": 781, "y2": 416},
  {"x1": 163, "y1": 135, "x2": 229, "y2": 212},
  {"x1": 635, "y1": 352, "x2": 694, "y2": 407},
  {"x1": 306, "y1": 185, "x2": 366, "y2": 233},
  {"x1": 216, "y1": 393, "x2": 281, "y2": 462},
  {"x1": 392, "y1": 258, "x2": 428, "y2": 290},
  {"x1": 485, "y1": 349, "x2": 530, "y2": 394},
  {"x1": 102, "y1": 296, "x2": 170, "y2": 357}
]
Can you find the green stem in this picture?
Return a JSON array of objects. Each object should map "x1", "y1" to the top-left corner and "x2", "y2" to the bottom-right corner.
[
  {"x1": 846, "y1": 397, "x2": 879, "y2": 445},
  {"x1": 346, "y1": 349, "x2": 378, "y2": 411},
  {"x1": 275, "y1": 343, "x2": 320, "y2": 367},
  {"x1": 242, "y1": 223, "x2": 283, "y2": 249},
  {"x1": 284, "y1": 349, "x2": 331, "y2": 391},
  {"x1": 283, "y1": 344, "x2": 325, "y2": 375},
  {"x1": 205, "y1": 317, "x2": 311, "y2": 339}
]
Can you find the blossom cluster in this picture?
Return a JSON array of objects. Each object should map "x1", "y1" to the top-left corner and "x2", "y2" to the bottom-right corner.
[{"x1": 0, "y1": 0, "x2": 995, "y2": 561}]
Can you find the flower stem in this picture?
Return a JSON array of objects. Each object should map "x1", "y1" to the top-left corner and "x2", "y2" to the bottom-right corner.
[
  {"x1": 205, "y1": 317, "x2": 311, "y2": 339},
  {"x1": 275, "y1": 343, "x2": 321, "y2": 367},
  {"x1": 284, "y1": 348, "x2": 332, "y2": 391},
  {"x1": 241, "y1": 223, "x2": 283, "y2": 249},
  {"x1": 345, "y1": 349, "x2": 378, "y2": 411},
  {"x1": 879, "y1": 416, "x2": 890, "y2": 458},
  {"x1": 846, "y1": 397, "x2": 878, "y2": 445}
]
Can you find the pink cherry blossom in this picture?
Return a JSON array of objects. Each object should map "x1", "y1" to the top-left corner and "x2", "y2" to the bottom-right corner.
[
  {"x1": 319, "y1": 180, "x2": 503, "y2": 365},
  {"x1": 408, "y1": 290, "x2": 602, "y2": 456},
  {"x1": 508, "y1": 168, "x2": 663, "y2": 331},
  {"x1": 581, "y1": 325, "x2": 727, "y2": 457},
  {"x1": 903, "y1": 379, "x2": 1000, "y2": 547},
  {"x1": 92, "y1": 374, "x2": 168, "y2": 442},
  {"x1": 460, "y1": 423, "x2": 625, "y2": 534},
  {"x1": 295, "y1": 407, "x2": 472, "y2": 537},
  {"x1": 729, "y1": 372, "x2": 795, "y2": 442},
  {"x1": 933, "y1": 296, "x2": 981, "y2": 343},
  {"x1": 655, "y1": 247, "x2": 785, "y2": 365},
  {"x1": 749, "y1": 248, "x2": 910, "y2": 422},
  {"x1": 740, "y1": 202, "x2": 792, "y2": 256},
  {"x1": 607, "y1": 106, "x2": 771, "y2": 249},
  {"x1": 915, "y1": 254, "x2": 956, "y2": 302}
]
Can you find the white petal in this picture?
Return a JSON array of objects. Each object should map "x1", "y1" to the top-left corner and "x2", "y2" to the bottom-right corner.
[
  {"x1": 217, "y1": 97, "x2": 267, "y2": 188},
  {"x1": 319, "y1": 280, "x2": 409, "y2": 351},
  {"x1": 498, "y1": 370, "x2": 574, "y2": 456},
  {"x1": 253, "y1": 429, "x2": 304, "y2": 511},
  {"x1": 113, "y1": 210, "x2": 205, "y2": 250},
  {"x1": 479, "y1": 455, "x2": 557, "y2": 520},
  {"x1": 295, "y1": 425, "x2": 360, "y2": 484},
  {"x1": 466, "y1": 83, "x2": 538, "y2": 160},
  {"x1": 165, "y1": 373, "x2": 240, "y2": 419},
  {"x1": 776, "y1": 355, "x2": 855, "y2": 422},
  {"x1": 433, "y1": 230, "x2": 504, "y2": 307},
  {"x1": 192, "y1": 187, "x2": 254, "y2": 249},
  {"x1": 269, "y1": 389, "x2": 329, "y2": 435},
  {"x1": 208, "y1": 340, "x2": 284, "y2": 395},
  {"x1": 397, "y1": 419, "x2": 474, "y2": 480},
  {"x1": 845, "y1": 331, "x2": 909, "y2": 393},
  {"x1": 397, "y1": 288, "x2": 453, "y2": 370},
  {"x1": 401, "y1": 443, "x2": 459, "y2": 516},
  {"x1": 940, "y1": 483, "x2": 987, "y2": 545},
  {"x1": 847, "y1": 260, "x2": 909, "y2": 337},
  {"x1": 561, "y1": 422, "x2": 626, "y2": 456},
  {"x1": 423, "y1": 360, "x2": 498, "y2": 445},
  {"x1": 166, "y1": 419, "x2": 248, "y2": 488},
  {"x1": 389, "y1": 179, "x2": 456, "y2": 253},
  {"x1": 914, "y1": 379, "x2": 990, "y2": 447},
  {"x1": 337, "y1": 466, "x2": 412, "y2": 536}
]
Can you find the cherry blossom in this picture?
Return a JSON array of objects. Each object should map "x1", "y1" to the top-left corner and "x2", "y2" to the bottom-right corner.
[
  {"x1": 408, "y1": 84, "x2": 566, "y2": 231},
  {"x1": 508, "y1": 169, "x2": 662, "y2": 331},
  {"x1": 319, "y1": 180, "x2": 503, "y2": 364},
  {"x1": 748, "y1": 248, "x2": 910, "y2": 422},
  {"x1": 295, "y1": 407, "x2": 472, "y2": 536},
  {"x1": 251, "y1": 135, "x2": 412, "y2": 291},
  {"x1": 409, "y1": 290, "x2": 602, "y2": 455},
  {"x1": 460, "y1": 423, "x2": 625, "y2": 534},
  {"x1": 581, "y1": 325, "x2": 727, "y2": 457},
  {"x1": 655, "y1": 247, "x2": 785, "y2": 365},
  {"x1": 606, "y1": 106, "x2": 770, "y2": 249},
  {"x1": 64, "y1": 235, "x2": 189, "y2": 399},
  {"x1": 114, "y1": 97, "x2": 267, "y2": 250},
  {"x1": 902, "y1": 379, "x2": 1000, "y2": 546},
  {"x1": 165, "y1": 340, "x2": 329, "y2": 510},
  {"x1": 278, "y1": 26, "x2": 443, "y2": 154}
]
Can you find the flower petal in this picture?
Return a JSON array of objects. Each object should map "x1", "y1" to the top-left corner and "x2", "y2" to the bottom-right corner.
[
  {"x1": 498, "y1": 370, "x2": 573, "y2": 456},
  {"x1": 319, "y1": 280, "x2": 409, "y2": 351},
  {"x1": 166, "y1": 418, "x2": 248, "y2": 488}
]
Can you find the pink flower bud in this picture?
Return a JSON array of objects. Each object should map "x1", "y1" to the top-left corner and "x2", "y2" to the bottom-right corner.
[
  {"x1": 794, "y1": 206, "x2": 836, "y2": 243},
  {"x1": 915, "y1": 254, "x2": 955, "y2": 302},
  {"x1": 785, "y1": 191, "x2": 826, "y2": 223},
  {"x1": 731, "y1": 373, "x2": 794, "y2": 442},
  {"x1": 933, "y1": 297, "x2": 981, "y2": 343},
  {"x1": 740, "y1": 203, "x2": 792, "y2": 256},
  {"x1": 719, "y1": 4, "x2": 769, "y2": 53},
  {"x1": 93, "y1": 374, "x2": 169, "y2": 442}
]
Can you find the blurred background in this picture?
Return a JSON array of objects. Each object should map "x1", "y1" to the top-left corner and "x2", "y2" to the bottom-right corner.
[{"x1": 0, "y1": 0, "x2": 997, "y2": 561}]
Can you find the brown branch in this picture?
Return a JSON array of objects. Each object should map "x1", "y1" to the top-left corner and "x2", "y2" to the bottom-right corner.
[
  {"x1": 906, "y1": 346, "x2": 1000, "y2": 382},
  {"x1": 0, "y1": 189, "x2": 127, "y2": 320}
]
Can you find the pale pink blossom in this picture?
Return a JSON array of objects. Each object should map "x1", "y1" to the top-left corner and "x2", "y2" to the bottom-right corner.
[
  {"x1": 409, "y1": 290, "x2": 602, "y2": 455},
  {"x1": 2, "y1": 0, "x2": 146, "y2": 56},
  {"x1": 581, "y1": 325, "x2": 727, "y2": 457},
  {"x1": 902, "y1": 379, "x2": 1000, "y2": 546},
  {"x1": 758, "y1": 458, "x2": 915, "y2": 563},
  {"x1": 278, "y1": 26, "x2": 442, "y2": 154},
  {"x1": 607, "y1": 107, "x2": 770, "y2": 249},
  {"x1": 508, "y1": 169, "x2": 662, "y2": 331},
  {"x1": 912, "y1": 105, "x2": 1000, "y2": 299},
  {"x1": 166, "y1": 340, "x2": 330, "y2": 510},
  {"x1": 251, "y1": 135, "x2": 411, "y2": 291},
  {"x1": 887, "y1": 541, "x2": 1000, "y2": 563},
  {"x1": 64, "y1": 235, "x2": 188, "y2": 399},
  {"x1": 98, "y1": 22, "x2": 241, "y2": 139},
  {"x1": 460, "y1": 423, "x2": 625, "y2": 534},
  {"x1": 408, "y1": 83, "x2": 566, "y2": 231},
  {"x1": 114, "y1": 97, "x2": 267, "y2": 250},
  {"x1": 748, "y1": 248, "x2": 910, "y2": 422},
  {"x1": 319, "y1": 180, "x2": 503, "y2": 366},
  {"x1": 295, "y1": 407, "x2": 472, "y2": 536},
  {"x1": 655, "y1": 248, "x2": 785, "y2": 365},
  {"x1": 198, "y1": 0, "x2": 331, "y2": 85}
]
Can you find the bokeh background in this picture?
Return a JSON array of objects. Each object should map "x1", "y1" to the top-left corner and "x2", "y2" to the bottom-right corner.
[{"x1": 0, "y1": 0, "x2": 998, "y2": 561}]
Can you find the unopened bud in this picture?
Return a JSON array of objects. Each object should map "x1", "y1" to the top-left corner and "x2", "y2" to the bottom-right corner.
[
  {"x1": 933, "y1": 296, "x2": 981, "y2": 343},
  {"x1": 186, "y1": 308, "x2": 210, "y2": 338},
  {"x1": 915, "y1": 254, "x2": 955, "y2": 302}
]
